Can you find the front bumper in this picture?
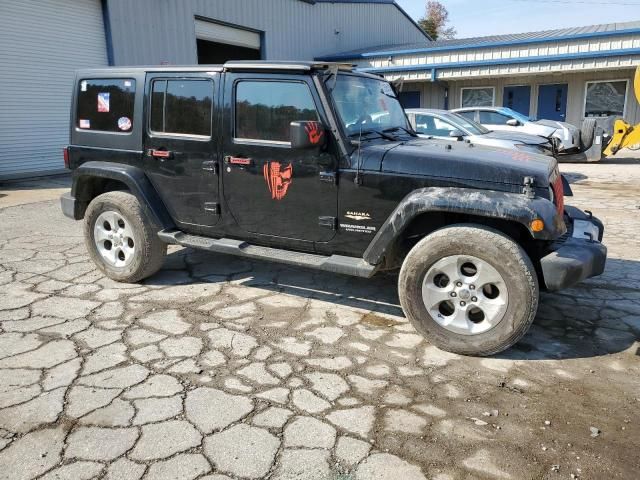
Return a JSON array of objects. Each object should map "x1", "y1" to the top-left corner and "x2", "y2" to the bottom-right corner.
[{"x1": 540, "y1": 206, "x2": 607, "y2": 291}]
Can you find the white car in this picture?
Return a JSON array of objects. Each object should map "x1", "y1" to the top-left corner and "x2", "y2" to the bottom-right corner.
[
  {"x1": 406, "y1": 109, "x2": 554, "y2": 156},
  {"x1": 453, "y1": 107, "x2": 585, "y2": 153}
]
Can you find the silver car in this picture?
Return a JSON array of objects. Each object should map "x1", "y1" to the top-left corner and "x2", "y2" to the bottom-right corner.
[
  {"x1": 452, "y1": 106, "x2": 582, "y2": 153},
  {"x1": 406, "y1": 108, "x2": 554, "y2": 156}
]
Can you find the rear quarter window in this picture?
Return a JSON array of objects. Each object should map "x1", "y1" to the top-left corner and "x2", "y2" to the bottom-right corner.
[{"x1": 77, "y1": 78, "x2": 135, "y2": 133}]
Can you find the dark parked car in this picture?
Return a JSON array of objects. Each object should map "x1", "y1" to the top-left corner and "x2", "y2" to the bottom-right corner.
[{"x1": 61, "y1": 62, "x2": 606, "y2": 356}]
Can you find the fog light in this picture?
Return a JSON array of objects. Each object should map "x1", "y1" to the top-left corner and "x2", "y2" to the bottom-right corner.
[{"x1": 530, "y1": 219, "x2": 545, "y2": 232}]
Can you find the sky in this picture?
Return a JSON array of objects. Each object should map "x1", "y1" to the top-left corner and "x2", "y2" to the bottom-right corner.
[{"x1": 396, "y1": 0, "x2": 640, "y2": 38}]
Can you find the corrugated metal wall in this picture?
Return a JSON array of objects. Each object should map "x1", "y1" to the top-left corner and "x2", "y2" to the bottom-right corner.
[
  {"x1": 105, "y1": 0, "x2": 427, "y2": 65},
  {"x1": 0, "y1": 0, "x2": 108, "y2": 180}
]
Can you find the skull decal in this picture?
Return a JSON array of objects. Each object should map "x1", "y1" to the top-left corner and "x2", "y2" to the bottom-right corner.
[{"x1": 263, "y1": 161, "x2": 293, "y2": 200}]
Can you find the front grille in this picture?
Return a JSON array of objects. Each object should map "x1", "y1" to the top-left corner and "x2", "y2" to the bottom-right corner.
[{"x1": 551, "y1": 175, "x2": 564, "y2": 216}]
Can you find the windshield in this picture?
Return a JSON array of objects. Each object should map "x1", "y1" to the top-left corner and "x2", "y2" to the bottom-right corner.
[
  {"x1": 444, "y1": 112, "x2": 490, "y2": 135},
  {"x1": 330, "y1": 74, "x2": 409, "y2": 136},
  {"x1": 498, "y1": 107, "x2": 531, "y2": 123}
]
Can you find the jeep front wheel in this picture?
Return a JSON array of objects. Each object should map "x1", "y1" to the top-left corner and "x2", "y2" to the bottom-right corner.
[
  {"x1": 398, "y1": 224, "x2": 539, "y2": 356},
  {"x1": 84, "y1": 191, "x2": 167, "y2": 283}
]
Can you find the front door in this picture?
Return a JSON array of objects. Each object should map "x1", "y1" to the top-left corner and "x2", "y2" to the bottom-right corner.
[
  {"x1": 537, "y1": 83, "x2": 568, "y2": 121},
  {"x1": 222, "y1": 73, "x2": 338, "y2": 242},
  {"x1": 503, "y1": 85, "x2": 531, "y2": 116},
  {"x1": 143, "y1": 73, "x2": 220, "y2": 228}
]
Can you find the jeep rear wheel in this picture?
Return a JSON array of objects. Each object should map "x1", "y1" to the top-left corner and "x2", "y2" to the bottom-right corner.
[
  {"x1": 398, "y1": 224, "x2": 539, "y2": 356},
  {"x1": 84, "y1": 191, "x2": 166, "y2": 283}
]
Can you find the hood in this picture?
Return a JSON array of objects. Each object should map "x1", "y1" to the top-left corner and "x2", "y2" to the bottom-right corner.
[
  {"x1": 372, "y1": 139, "x2": 555, "y2": 187},
  {"x1": 482, "y1": 130, "x2": 549, "y2": 145}
]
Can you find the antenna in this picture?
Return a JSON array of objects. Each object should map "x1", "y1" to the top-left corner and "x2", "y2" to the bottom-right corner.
[{"x1": 354, "y1": 123, "x2": 363, "y2": 186}]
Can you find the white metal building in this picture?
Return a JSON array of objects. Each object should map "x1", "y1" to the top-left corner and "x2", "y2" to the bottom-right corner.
[
  {"x1": 0, "y1": 0, "x2": 427, "y2": 180},
  {"x1": 323, "y1": 21, "x2": 640, "y2": 128}
]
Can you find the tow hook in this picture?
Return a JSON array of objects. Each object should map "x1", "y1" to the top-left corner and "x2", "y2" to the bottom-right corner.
[{"x1": 522, "y1": 176, "x2": 535, "y2": 199}]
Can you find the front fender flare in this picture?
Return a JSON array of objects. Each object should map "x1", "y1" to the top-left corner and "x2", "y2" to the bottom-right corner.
[
  {"x1": 363, "y1": 187, "x2": 564, "y2": 265},
  {"x1": 71, "y1": 161, "x2": 175, "y2": 230}
]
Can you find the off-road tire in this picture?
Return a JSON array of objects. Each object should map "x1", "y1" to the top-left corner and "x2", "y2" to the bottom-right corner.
[
  {"x1": 579, "y1": 117, "x2": 597, "y2": 152},
  {"x1": 398, "y1": 224, "x2": 539, "y2": 356},
  {"x1": 84, "y1": 191, "x2": 166, "y2": 282}
]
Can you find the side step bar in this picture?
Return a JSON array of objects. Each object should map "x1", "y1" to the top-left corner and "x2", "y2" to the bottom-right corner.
[{"x1": 158, "y1": 229, "x2": 377, "y2": 278}]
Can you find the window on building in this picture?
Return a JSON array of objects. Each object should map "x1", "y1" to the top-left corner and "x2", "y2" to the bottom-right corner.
[
  {"x1": 150, "y1": 79, "x2": 213, "y2": 137},
  {"x1": 584, "y1": 80, "x2": 627, "y2": 118},
  {"x1": 479, "y1": 110, "x2": 511, "y2": 125},
  {"x1": 235, "y1": 81, "x2": 318, "y2": 142},
  {"x1": 461, "y1": 87, "x2": 494, "y2": 108},
  {"x1": 77, "y1": 79, "x2": 135, "y2": 133}
]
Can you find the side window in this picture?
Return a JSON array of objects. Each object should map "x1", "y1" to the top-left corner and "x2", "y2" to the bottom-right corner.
[
  {"x1": 414, "y1": 114, "x2": 435, "y2": 135},
  {"x1": 479, "y1": 111, "x2": 511, "y2": 125},
  {"x1": 457, "y1": 111, "x2": 476, "y2": 122},
  {"x1": 77, "y1": 78, "x2": 135, "y2": 133},
  {"x1": 235, "y1": 81, "x2": 318, "y2": 142},
  {"x1": 414, "y1": 115, "x2": 456, "y2": 136},
  {"x1": 150, "y1": 79, "x2": 213, "y2": 137}
]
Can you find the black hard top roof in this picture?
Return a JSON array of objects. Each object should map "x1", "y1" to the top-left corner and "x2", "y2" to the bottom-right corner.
[{"x1": 76, "y1": 61, "x2": 356, "y2": 76}]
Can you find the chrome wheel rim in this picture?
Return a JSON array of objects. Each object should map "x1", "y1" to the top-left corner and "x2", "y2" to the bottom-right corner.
[
  {"x1": 94, "y1": 211, "x2": 136, "y2": 268},
  {"x1": 421, "y1": 254, "x2": 509, "y2": 335}
]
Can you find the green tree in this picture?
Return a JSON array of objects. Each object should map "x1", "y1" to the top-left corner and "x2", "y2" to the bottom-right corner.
[{"x1": 418, "y1": 1, "x2": 456, "y2": 41}]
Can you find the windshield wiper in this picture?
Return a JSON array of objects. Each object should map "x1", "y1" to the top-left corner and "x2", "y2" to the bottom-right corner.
[
  {"x1": 349, "y1": 129, "x2": 396, "y2": 141},
  {"x1": 383, "y1": 126, "x2": 418, "y2": 138}
]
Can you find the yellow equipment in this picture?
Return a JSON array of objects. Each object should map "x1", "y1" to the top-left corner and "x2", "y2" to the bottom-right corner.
[{"x1": 604, "y1": 66, "x2": 640, "y2": 156}]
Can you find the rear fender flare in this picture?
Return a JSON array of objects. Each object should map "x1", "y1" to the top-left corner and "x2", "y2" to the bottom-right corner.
[
  {"x1": 71, "y1": 161, "x2": 174, "y2": 230},
  {"x1": 363, "y1": 187, "x2": 563, "y2": 265}
]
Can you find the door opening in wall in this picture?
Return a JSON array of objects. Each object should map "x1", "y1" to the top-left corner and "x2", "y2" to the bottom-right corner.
[{"x1": 197, "y1": 39, "x2": 260, "y2": 64}]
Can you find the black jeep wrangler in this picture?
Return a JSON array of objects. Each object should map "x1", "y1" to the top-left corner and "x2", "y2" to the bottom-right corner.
[{"x1": 61, "y1": 61, "x2": 607, "y2": 356}]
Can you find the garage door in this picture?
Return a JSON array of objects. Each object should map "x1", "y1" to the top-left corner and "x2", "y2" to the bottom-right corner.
[
  {"x1": 0, "y1": 0, "x2": 108, "y2": 180},
  {"x1": 194, "y1": 19, "x2": 261, "y2": 64}
]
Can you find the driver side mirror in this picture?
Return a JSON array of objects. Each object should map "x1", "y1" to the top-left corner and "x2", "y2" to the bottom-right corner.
[
  {"x1": 506, "y1": 118, "x2": 521, "y2": 127},
  {"x1": 449, "y1": 129, "x2": 464, "y2": 140},
  {"x1": 290, "y1": 121, "x2": 327, "y2": 149}
]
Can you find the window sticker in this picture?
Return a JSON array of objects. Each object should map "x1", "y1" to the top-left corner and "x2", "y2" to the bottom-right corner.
[
  {"x1": 80, "y1": 80, "x2": 87, "y2": 92},
  {"x1": 97, "y1": 92, "x2": 110, "y2": 112},
  {"x1": 124, "y1": 80, "x2": 132, "y2": 88},
  {"x1": 79, "y1": 119, "x2": 91, "y2": 129},
  {"x1": 117, "y1": 116, "x2": 132, "y2": 131}
]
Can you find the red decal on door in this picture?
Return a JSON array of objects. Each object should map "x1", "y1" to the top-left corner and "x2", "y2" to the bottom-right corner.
[
  {"x1": 263, "y1": 161, "x2": 293, "y2": 200},
  {"x1": 305, "y1": 122, "x2": 324, "y2": 145}
]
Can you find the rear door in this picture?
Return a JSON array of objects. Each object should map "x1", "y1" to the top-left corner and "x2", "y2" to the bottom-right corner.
[
  {"x1": 143, "y1": 73, "x2": 220, "y2": 228},
  {"x1": 221, "y1": 73, "x2": 338, "y2": 242}
]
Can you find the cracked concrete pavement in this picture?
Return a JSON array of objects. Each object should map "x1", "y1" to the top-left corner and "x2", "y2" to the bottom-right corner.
[{"x1": 0, "y1": 157, "x2": 638, "y2": 479}]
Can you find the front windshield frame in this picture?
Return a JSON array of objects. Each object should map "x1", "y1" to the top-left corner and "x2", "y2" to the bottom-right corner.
[{"x1": 327, "y1": 72, "x2": 411, "y2": 138}]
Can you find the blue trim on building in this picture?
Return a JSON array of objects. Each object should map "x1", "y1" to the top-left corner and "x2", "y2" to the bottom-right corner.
[
  {"x1": 323, "y1": 26, "x2": 640, "y2": 61},
  {"x1": 101, "y1": 0, "x2": 114, "y2": 66},
  {"x1": 360, "y1": 48, "x2": 640, "y2": 79}
]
